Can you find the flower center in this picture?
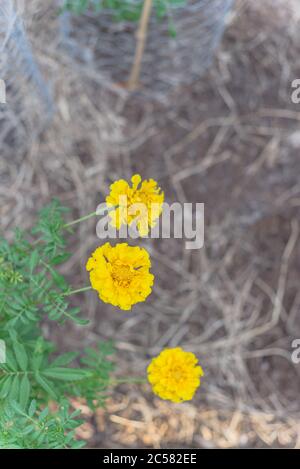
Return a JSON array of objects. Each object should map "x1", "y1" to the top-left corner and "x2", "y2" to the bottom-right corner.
[
  {"x1": 111, "y1": 263, "x2": 133, "y2": 287},
  {"x1": 171, "y1": 366, "x2": 186, "y2": 383}
]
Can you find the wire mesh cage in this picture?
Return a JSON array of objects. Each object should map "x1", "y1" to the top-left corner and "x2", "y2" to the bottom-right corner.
[
  {"x1": 0, "y1": 1, "x2": 53, "y2": 158},
  {"x1": 60, "y1": 0, "x2": 234, "y2": 100}
]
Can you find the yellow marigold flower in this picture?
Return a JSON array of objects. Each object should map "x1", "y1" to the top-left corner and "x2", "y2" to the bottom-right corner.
[
  {"x1": 106, "y1": 174, "x2": 164, "y2": 236},
  {"x1": 147, "y1": 347, "x2": 204, "y2": 403},
  {"x1": 86, "y1": 242, "x2": 154, "y2": 310}
]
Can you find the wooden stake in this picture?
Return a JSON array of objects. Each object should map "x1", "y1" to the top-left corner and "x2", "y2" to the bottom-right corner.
[{"x1": 127, "y1": 0, "x2": 153, "y2": 91}]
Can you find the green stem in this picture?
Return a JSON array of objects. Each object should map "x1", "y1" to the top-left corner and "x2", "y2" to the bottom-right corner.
[
  {"x1": 63, "y1": 211, "x2": 98, "y2": 229},
  {"x1": 64, "y1": 286, "x2": 92, "y2": 297},
  {"x1": 63, "y1": 205, "x2": 114, "y2": 230},
  {"x1": 109, "y1": 377, "x2": 147, "y2": 386}
]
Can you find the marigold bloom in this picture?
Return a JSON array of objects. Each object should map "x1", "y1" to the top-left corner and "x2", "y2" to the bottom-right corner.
[
  {"x1": 147, "y1": 347, "x2": 204, "y2": 403},
  {"x1": 106, "y1": 174, "x2": 164, "y2": 236},
  {"x1": 86, "y1": 242, "x2": 154, "y2": 310}
]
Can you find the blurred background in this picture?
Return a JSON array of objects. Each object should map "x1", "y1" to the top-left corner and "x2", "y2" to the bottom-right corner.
[{"x1": 1, "y1": 0, "x2": 300, "y2": 448}]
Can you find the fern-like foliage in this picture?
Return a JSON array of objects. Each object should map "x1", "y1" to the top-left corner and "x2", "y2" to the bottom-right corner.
[
  {"x1": 0, "y1": 400, "x2": 85, "y2": 449},
  {"x1": 0, "y1": 200, "x2": 115, "y2": 448}
]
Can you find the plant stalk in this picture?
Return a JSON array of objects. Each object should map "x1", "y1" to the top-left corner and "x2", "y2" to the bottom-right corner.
[
  {"x1": 63, "y1": 211, "x2": 98, "y2": 229},
  {"x1": 63, "y1": 205, "x2": 114, "y2": 229},
  {"x1": 64, "y1": 286, "x2": 92, "y2": 297},
  {"x1": 127, "y1": 0, "x2": 153, "y2": 91}
]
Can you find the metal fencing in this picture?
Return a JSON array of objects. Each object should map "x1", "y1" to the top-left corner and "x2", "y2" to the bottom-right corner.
[
  {"x1": 60, "y1": 0, "x2": 234, "y2": 101},
  {"x1": 0, "y1": 1, "x2": 53, "y2": 158}
]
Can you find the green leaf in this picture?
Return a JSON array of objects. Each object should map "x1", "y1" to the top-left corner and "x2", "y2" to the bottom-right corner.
[
  {"x1": 5, "y1": 349, "x2": 18, "y2": 371},
  {"x1": 35, "y1": 373, "x2": 58, "y2": 399},
  {"x1": 38, "y1": 407, "x2": 49, "y2": 421},
  {"x1": 50, "y1": 253, "x2": 72, "y2": 265},
  {"x1": 50, "y1": 270, "x2": 68, "y2": 289},
  {"x1": 51, "y1": 352, "x2": 78, "y2": 367},
  {"x1": 72, "y1": 316, "x2": 89, "y2": 326},
  {"x1": 43, "y1": 367, "x2": 92, "y2": 381},
  {"x1": 10, "y1": 400, "x2": 24, "y2": 415},
  {"x1": 72, "y1": 440, "x2": 86, "y2": 449},
  {"x1": 19, "y1": 374, "x2": 31, "y2": 409},
  {"x1": 9, "y1": 374, "x2": 20, "y2": 400},
  {"x1": 29, "y1": 250, "x2": 40, "y2": 274},
  {"x1": 28, "y1": 399, "x2": 37, "y2": 417},
  {"x1": 0, "y1": 376, "x2": 12, "y2": 399},
  {"x1": 12, "y1": 341, "x2": 28, "y2": 371},
  {"x1": 31, "y1": 353, "x2": 44, "y2": 371}
]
